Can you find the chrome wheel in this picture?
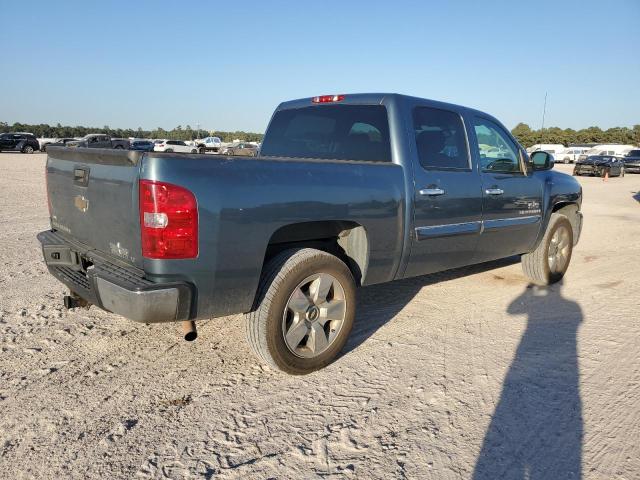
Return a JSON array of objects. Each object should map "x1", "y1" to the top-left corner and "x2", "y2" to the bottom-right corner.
[
  {"x1": 548, "y1": 225, "x2": 571, "y2": 274},
  {"x1": 282, "y1": 273, "x2": 346, "y2": 358}
]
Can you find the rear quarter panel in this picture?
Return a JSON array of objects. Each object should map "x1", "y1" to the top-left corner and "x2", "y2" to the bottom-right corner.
[{"x1": 140, "y1": 154, "x2": 406, "y2": 319}]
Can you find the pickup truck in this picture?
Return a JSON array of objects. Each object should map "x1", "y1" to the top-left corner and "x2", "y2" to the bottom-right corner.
[
  {"x1": 196, "y1": 136, "x2": 223, "y2": 153},
  {"x1": 67, "y1": 134, "x2": 130, "y2": 149},
  {"x1": 38, "y1": 93, "x2": 583, "y2": 374}
]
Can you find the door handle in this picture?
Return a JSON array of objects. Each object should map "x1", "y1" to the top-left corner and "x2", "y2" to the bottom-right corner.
[
  {"x1": 485, "y1": 188, "x2": 504, "y2": 195},
  {"x1": 419, "y1": 188, "x2": 445, "y2": 196}
]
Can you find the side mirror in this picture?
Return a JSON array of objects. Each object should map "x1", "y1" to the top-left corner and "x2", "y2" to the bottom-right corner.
[{"x1": 530, "y1": 151, "x2": 554, "y2": 171}]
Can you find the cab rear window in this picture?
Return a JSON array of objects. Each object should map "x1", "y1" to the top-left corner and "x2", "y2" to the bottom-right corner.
[{"x1": 260, "y1": 105, "x2": 391, "y2": 162}]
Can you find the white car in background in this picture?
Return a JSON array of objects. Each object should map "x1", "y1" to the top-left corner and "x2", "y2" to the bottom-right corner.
[
  {"x1": 577, "y1": 144, "x2": 636, "y2": 162},
  {"x1": 554, "y1": 147, "x2": 591, "y2": 164},
  {"x1": 526, "y1": 143, "x2": 566, "y2": 155},
  {"x1": 153, "y1": 139, "x2": 199, "y2": 153}
]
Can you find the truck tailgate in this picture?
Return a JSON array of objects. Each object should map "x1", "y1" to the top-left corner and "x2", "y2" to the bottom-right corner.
[{"x1": 46, "y1": 146, "x2": 144, "y2": 268}]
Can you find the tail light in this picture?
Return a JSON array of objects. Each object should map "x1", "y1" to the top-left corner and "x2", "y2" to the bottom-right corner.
[
  {"x1": 139, "y1": 179, "x2": 198, "y2": 259},
  {"x1": 312, "y1": 94, "x2": 345, "y2": 103}
]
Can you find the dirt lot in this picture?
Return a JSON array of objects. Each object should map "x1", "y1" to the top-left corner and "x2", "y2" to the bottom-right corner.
[{"x1": 0, "y1": 153, "x2": 638, "y2": 479}]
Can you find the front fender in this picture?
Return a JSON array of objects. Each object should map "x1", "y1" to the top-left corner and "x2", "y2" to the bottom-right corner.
[{"x1": 531, "y1": 170, "x2": 583, "y2": 251}]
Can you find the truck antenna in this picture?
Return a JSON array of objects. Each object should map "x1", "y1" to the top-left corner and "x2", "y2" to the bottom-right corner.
[{"x1": 540, "y1": 92, "x2": 548, "y2": 143}]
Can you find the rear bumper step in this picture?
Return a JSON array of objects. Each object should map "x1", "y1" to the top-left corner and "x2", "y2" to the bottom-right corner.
[{"x1": 37, "y1": 230, "x2": 193, "y2": 323}]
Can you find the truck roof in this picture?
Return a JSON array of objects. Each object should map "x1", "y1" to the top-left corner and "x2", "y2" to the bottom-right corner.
[
  {"x1": 279, "y1": 93, "x2": 479, "y2": 112},
  {"x1": 275, "y1": 93, "x2": 503, "y2": 131}
]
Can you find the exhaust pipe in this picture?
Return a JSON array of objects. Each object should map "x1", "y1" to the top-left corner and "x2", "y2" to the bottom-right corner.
[
  {"x1": 182, "y1": 321, "x2": 197, "y2": 341},
  {"x1": 63, "y1": 293, "x2": 90, "y2": 309}
]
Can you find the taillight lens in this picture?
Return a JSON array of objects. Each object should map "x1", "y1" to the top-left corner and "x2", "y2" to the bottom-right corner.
[
  {"x1": 139, "y1": 179, "x2": 198, "y2": 259},
  {"x1": 312, "y1": 94, "x2": 345, "y2": 103}
]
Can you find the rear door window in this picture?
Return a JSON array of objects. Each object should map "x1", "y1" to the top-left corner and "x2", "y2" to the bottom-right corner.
[
  {"x1": 412, "y1": 107, "x2": 470, "y2": 170},
  {"x1": 260, "y1": 105, "x2": 391, "y2": 162}
]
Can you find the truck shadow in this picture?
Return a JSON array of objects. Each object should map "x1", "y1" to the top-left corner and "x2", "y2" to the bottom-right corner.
[
  {"x1": 346, "y1": 257, "x2": 519, "y2": 352},
  {"x1": 346, "y1": 266, "x2": 583, "y2": 479},
  {"x1": 472, "y1": 282, "x2": 583, "y2": 479}
]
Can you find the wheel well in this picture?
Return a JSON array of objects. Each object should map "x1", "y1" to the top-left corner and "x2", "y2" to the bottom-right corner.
[
  {"x1": 263, "y1": 221, "x2": 369, "y2": 285},
  {"x1": 552, "y1": 202, "x2": 580, "y2": 243}
]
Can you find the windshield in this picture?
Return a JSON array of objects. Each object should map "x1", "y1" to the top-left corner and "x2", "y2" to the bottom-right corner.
[{"x1": 260, "y1": 104, "x2": 391, "y2": 162}]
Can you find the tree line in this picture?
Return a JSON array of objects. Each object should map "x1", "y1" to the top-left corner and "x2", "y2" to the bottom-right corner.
[
  {"x1": 511, "y1": 123, "x2": 640, "y2": 148},
  {"x1": 2, "y1": 120, "x2": 639, "y2": 148},
  {"x1": 0, "y1": 121, "x2": 264, "y2": 143}
]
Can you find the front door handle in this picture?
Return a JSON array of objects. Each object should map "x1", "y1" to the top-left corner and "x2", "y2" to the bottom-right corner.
[
  {"x1": 419, "y1": 188, "x2": 446, "y2": 196},
  {"x1": 485, "y1": 188, "x2": 504, "y2": 195}
]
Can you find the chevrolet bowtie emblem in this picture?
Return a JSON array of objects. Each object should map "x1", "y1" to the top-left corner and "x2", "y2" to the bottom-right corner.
[{"x1": 74, "y1": 195, "x2": 89, "y2": 212}]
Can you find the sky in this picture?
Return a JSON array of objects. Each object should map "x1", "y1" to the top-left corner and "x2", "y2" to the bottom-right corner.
[{"x1": 1, "y1": 0, "x2": 639, "y2": 133}]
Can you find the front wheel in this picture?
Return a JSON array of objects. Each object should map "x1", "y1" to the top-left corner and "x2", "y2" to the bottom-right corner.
[
  {"x1": 521, "y1": 213, "x2": 573, "y2": 285},
  {"x1": 245, "y1": 248, "x2": 356, "y2": 374}
]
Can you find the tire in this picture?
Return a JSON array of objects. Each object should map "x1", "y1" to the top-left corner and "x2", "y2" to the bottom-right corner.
[
  {"x1": 164, "y1": 149, "x2": 173, "y2": 153},
  {"x1": 190, "y1": 149, "x2": 197, "y2": 154},
  {"x1": 245, "y1": 248, "x2": 356, "y2": 374},
  {"x1": 22, "y1": 145, "x2": 34, "y2": 154},
  {"x1": 41, "y1": 144, "x2": 47, "y2": 153},
  {"x1": 563, "y1": 157, "x2": 570, "y2": 164},
  {"x1": 199, "y1": 147, "x2": 206, "y2": 154},
  {"x1": 114, "y1": 145, "x2": 124, "y2": 149},
  {"x1": 521, "y1": 213, "x2": 574, "y2": 286}
]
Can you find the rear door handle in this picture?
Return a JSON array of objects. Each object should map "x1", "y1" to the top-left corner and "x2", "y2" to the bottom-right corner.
[
  {"x1": 419, "y1": 188, "x2": 446, "y2": 196},
  {"x1": 485, "y1": 188, "x2": 504, "y2": 195}
]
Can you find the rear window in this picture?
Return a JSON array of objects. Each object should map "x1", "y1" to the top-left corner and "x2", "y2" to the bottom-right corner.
[{"x1": 260, "y1": 105, "x2": 391, "y2": 162}]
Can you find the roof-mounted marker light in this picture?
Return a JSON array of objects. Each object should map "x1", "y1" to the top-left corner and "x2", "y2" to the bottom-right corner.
[{"x1": 312, "y1": 94, "x2": 345, "y2": 103}]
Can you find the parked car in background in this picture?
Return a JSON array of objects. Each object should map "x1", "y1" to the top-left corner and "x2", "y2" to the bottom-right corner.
[
  {"x1": 621, "y1": 149, "x2": 640, "y2": 173},
  {"x1": 197, "y1": 136, "x2": 223, "y2": 153},
  {"x1": 221, "y1": 142, "x2": 258, "y2": 156},
  {"x1": 67, "y1": 134, "x2": 130, "y2": 149},
  {"x1": 573, "y1": 155, "x2": 625, "y2": 177},
  {"x1": 555, "y1": 147, "x2": 591, "y2": 164},
  {"x1": 41, "y1": 138, "x2": 77, "y2": 152},
  {"x1": 38, "y1": 93, "x2": 583, "y2": 374},
  {"x1": 129, "y1": 140, "x2": 155, "y2": 152},
  {"x1": 0, "y1": 132, "x2": 40, "y2": 153},
  {"x1": 577, "y1": 144, "x2": 635, "y2": 162},
  {"x1": 526, "y1": 143, "x2": 565, "y2": 155},
  {"x1": 153, "y1": 139, "x2": 199, "y2": 153}
]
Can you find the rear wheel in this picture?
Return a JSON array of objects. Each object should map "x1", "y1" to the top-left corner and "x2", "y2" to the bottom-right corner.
[
  {"x1": 245, "y1": 248, "x2": 356, "y2": 374},
  {"x1": 522, "y1": 213, "x2": 573, "y2": 285},
  {"x1": 190, "y1": 149, "x2": 197, "y2": 154},
  {"x1": 114, "y1": 145, "x2": 124, "y2": 149},
  {"x1": 22, "y1": 145, "x2": 34, "y2": 154},
  {"x1": 563, "y1": 156, "x2": 570, "y2": 164},
  {"x1": 165, "y1": 148, "x2": 173, "y2": 153}
]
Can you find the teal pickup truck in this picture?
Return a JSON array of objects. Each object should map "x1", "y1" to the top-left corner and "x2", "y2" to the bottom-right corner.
[{"x1": 38, "y1": 93, "x2": 582, "y2": 374}]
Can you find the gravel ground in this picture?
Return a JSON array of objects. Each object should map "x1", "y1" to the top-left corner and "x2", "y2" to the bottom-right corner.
[{"x1": 0, "y1": 153, "x2": 638, "y2": 479}]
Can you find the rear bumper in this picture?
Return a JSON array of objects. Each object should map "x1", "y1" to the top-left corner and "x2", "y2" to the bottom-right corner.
[{"x1": 37, "y1": 230, "x2": 193, "y2": 323}]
